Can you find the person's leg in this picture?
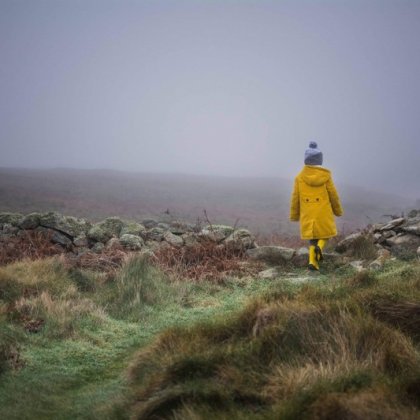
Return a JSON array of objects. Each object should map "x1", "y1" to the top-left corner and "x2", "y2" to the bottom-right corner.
[
  {"x1": 315, "y1": 239, "x2": 328, "y2": 262},
  {"x1": 308, "y1": 239, "x2": 319, "y2": 270}
]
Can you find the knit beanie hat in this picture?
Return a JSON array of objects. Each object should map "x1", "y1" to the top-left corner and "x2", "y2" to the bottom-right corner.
[{"x1": 304, "y1": 141, "x2": 323, "y2": 165}]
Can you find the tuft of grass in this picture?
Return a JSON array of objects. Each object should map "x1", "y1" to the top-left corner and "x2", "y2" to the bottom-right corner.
[
  {"x1": 104, "y1": 254, "x2": 179, "y2": 322},
  {"x1": 348, "y1": 234, "x2": 378, "y2": 260}
]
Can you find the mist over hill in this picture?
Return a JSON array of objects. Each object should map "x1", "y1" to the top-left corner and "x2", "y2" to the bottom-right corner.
[{"x1": 0, "y1": 168, "x2": 414, "y2": 235}]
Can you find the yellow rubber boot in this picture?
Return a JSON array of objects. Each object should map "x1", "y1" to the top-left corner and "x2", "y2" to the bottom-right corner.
[
  {"x1": 316, "y1": 239, "x2": 328, "y2": 262},
  {"x1": 308, "y1": 246, "x2": 319, "y2": 271}
]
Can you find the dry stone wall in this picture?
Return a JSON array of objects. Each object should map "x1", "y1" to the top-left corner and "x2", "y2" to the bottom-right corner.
[{"x1": 0, "y1": 212, "x2": 257, "y2": 255}]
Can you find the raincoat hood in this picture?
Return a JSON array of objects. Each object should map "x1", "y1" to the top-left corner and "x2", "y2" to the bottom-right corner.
[{"x1": 299, "y1": 166, "x2": 331, "y2": 187}]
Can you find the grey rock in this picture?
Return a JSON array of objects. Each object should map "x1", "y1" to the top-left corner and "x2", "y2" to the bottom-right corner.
[
  {"x1": 105, "y1": 237, "x2": 122, "y2": 250},
  {"x1": 40, "y1": 212, "x2": 91, "y2": 237},
  {"x1": 157, "y1": 222, "x2": 170, "y2": 230},
  {"x1": 247, "y1": 246, "x2": 295, "y2": 263},
  {"x1": 371, "y1": 223, "x2": 385, "y2": 233},
  {"x1": 401, "y1": 221, "x2": 420, "y2": 236},
  {"x1": 258, "y1": 268, "x2": 279, "y2": 279},
  {"x1": 376, "y1": 248, "x2": 391, "y2": 259},
  {"x1": 87, "y1": 217, "x2": 124, "y2": 242},
  {"x1": 292, "y1": 247, "x2": 309, "y2": 267},
  {"x1": 368, "y1": 258, "x2": 384, "y2": 271},
  {"x1": 386, "y1": 233, "x2": 420, "y2": 259},
  {"x1": 2, "y1": 223, "x2": 19, "y2": 235},
  {"x1": 19, "y1": 212, "x2": 41, "y2": 229},
  {"x1": 91, "y1": 242, "x2": 105, "y2": 253},
  {"x1": 204, "y1": 224, "x2": 235, "y2": 238},
  {"x1": 335, "y1": 232, "x2": 363, "y2": 253},
  {"x1": 169, "y1": 221, "x2": 195, "y2": 235},
  {"x1": 119, "y1": 234, "x2": 144, "y2": 250},
  {"x1": 144, "y1": 240, "x2": 161, "y2": 252},
  {"x1": 182, "y1": 233, "x2": 200, "y2": 247},
  {"x1": 224, "y1": 229, "x2": 255, "y2": 250},
  {"x1": 73, "y1": 233, "x2": 89, "y2": 247},
  {"x1": 349, "y1": 260, "x2": 365, "y2": 272},
  {"x1": 199, "y1": 229, "x2": 226, "y2": 243},
  {"x1": 0, "y1": 212, "x2": 23, "y2": 227},
  {"x1": 372, "y1": 233, "x2": 387, "y2": 244},
  {"x1": 142, "y1": 219, "x2": 158, "y2": 229},
  {"x1": 382, "y1": 230, "x2": 396, "y2": 239},
  {"x1": 75, "y1": 247, "x2": 90, "y2": 256},
  {"x1": 50, "y1": 230, "x2": 72, "y2": 248},
  {"x1": 120, "y1": 221, "x2": 146, "y2": 237},
  {"x1": 147, "y1": 227, "x2": 165, "y2": 241},
  {"x1": 380, "y1": 217, "x2": 405, "y2": 231},
  {"x1": 163, "y1": 231, "x2": 184, "y2": 247}
]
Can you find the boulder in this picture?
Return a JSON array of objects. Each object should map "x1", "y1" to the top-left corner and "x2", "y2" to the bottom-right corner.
[
  {"x1": 386, "y1": 233, "x2": 420, "y2": 259},
  {"x1": 401, "y1": 218, "x2": 420, "y2": 236},
  {"x1": 199, "y1": 228, "x2": 226, "y2": 243},
  {"x1": 146, "y1": 227, "x2": 165, "y2": 241},
  {"x1": 120, "y1": 221, "x2": 146, "y2": 237},
  {"x1": 224, "y1": 229, "x2": 255, "y2": 250},
  {"x1": 379, "y1": 217, "x2": 405, "y2": 231},
  {"x1": 105, "y1": 237, "x2": 122, "y2": 250},
  {"x1": 247, "y1": 246, "x2": 295, "y2": 264},
  {"x1": 258, "y1": 268, "x2": 280, "y2": 279},
  {"x1": 335, "y1": 232, "x2": 363, "y2": 253},
  {"x1": 73, "y1": 233, "x2": 89, "y2": 247},
  {"x1": 87, "y1": 217, "x2": 124, "y2": 243},
  {"x1": 19, "y1": 212, "x2": 41, "y2": 229},
  {"x1": 205, "y1": 225, "x2": 235, "y2": 238},
  {"x1": 50, "y1": 230, "x2": 72, "y2": 248},
  {"x1": 169, "y1": 221, "x2": 195, "y2": 235},
  {"x1": 292, "y1": 247, "x2": 309, "y2": 267},
  {"x1": 157, "y1": 222, "x2": 170, "y2": 230},
  {"x1": 182, "y1": 233, "x2": 200, "y2": 247},
  {"x1": 91, "y1": 242, "x2": 105, "y2": 254},
  {"x1": 0, "y1": 212, "x2": 23, "y2": 227},
  {"x1": 349, "y1": 260, "x2": 365, "y2": 272},
  {"x1": 142, "y1": 219, "x2": 158, "y2": 229},
  {"x1": 119, "y1": 234, "x2": 144, "y2": 250},
  {"x1": 163, "y1": 231, "x2": 184, "y2": 247},
  {"x1": 382, "y1": 230, "x2": 396, "y2": 239},
  {"x1": 40, "y1": 212, "x2": 91, "y2": 238},
  {"x1": 2, "y1": 223, "x2": 19, "y2": 235}
]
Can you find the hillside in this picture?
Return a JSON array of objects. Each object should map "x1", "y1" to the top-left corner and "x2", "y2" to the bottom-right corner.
[
  {"x1": 0, "y1": 168, "x2": 413, "y2": 235},
  {"x1": 0, "y1": 250, "x2": 419, "y2": 419},
  {"x1": 0, "y1": 210, "x2": 419, "y2": 419}
]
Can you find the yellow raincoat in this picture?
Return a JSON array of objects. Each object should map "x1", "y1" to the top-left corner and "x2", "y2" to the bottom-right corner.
[{"x1": 290, "y1": 166, "x2": 343, "y2": 240}]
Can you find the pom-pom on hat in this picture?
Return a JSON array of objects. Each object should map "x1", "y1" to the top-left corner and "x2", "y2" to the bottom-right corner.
[{"x1": 304, "y1": 141, "x2": 323, "y2": 165}]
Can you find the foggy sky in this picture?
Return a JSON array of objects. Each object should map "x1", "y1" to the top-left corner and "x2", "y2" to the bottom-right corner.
[{"x1": 1, "y1": 0, "x2": 419, "y2": 197}]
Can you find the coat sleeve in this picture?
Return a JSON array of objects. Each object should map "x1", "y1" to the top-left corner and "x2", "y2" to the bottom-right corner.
[
  {"x1": 326, "y1": 177, "x2": 344, "y2": 217},
  {"x1": 289, "y1": 178, "x2": 300, "y2": 221}
]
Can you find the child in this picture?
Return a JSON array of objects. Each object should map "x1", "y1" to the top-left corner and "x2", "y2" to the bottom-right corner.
[{"x1": 290, "y1": 141, "x2": 343, "y2": 271}]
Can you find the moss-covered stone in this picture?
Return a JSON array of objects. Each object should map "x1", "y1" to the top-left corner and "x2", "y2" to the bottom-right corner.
[
  {"x1": 39, "y1": 212, "x2": 91, "y2": 238},
  {"x1": 0, "y1": 212, "x2": 23, "y2": 227}
]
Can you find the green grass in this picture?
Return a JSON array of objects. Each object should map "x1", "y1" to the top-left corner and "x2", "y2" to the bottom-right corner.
[
  {"x1": 0, "y1": 256, "x2": 419, "y2": 419},
  {"x1": 0, "y1": 255, "x2": 289, "y2": 419}
]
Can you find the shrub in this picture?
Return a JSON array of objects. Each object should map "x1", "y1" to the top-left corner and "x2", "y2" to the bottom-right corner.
[
  {"x1": 0, "y1": 230, "x2": 63, "y2": 266},
  {"x1": 153, "y1": 241, "x2": 261, "y2": 282}
]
